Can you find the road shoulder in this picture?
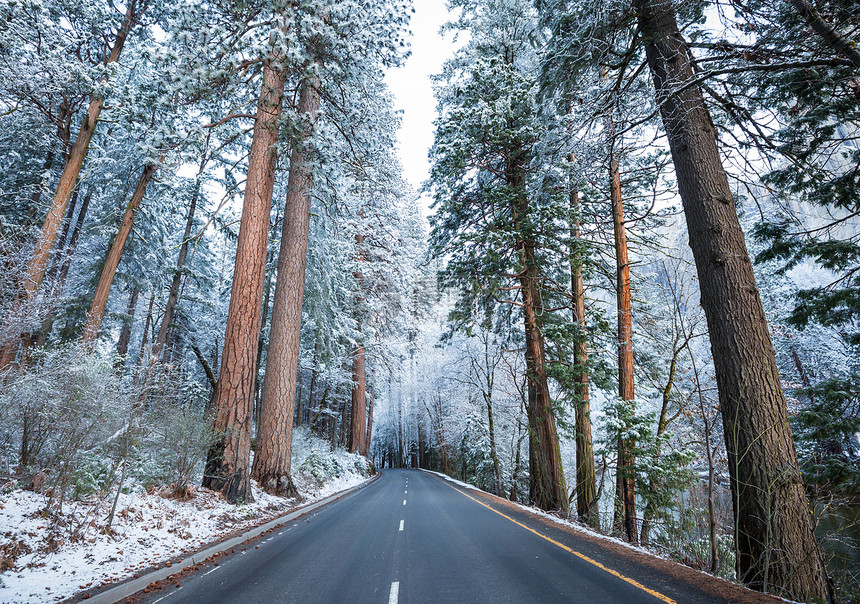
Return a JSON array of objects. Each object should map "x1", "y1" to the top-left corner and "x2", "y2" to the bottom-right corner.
[
  {"x1": 66, "y1": 473, "x2": 381, "y2": 604},
  {"x1": 421, "y1": 470, "x2": 787, "y2": 604}
]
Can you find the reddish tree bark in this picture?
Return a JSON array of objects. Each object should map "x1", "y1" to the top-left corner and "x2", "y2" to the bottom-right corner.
[
  {"x1": 81, "y1": 163, "x2": 157, "y2": 344},
  {"x1": 569, "y1": 184, "x2": 599, "y2": 528},
  {"x1": 251, "y1": 76, "x2": 320, "y2": 496},
  {"x1": 348, "y1": 345, "x2": 367, "y2": 454},
  {"x1": 33, "y1": 186, "x2": 92, "y2": 350},
  {"x1": 0, "y1": 1, "x2": 142, "y2": 367},
  {"x1": 505, "y1": 143, "x2": 568, "y2": 514},
  {"x1": 348, "y1": 233, "x2": 367, "y2": 455},
  {"x1": 609, "y1": 146, "x2": 638, "y2": 545},
  {"x1": 364, "y1": 385, "x2": 374, "y2": 457},
  {"x1": 519, "y1": 248, "x2": 568, "y2": 514},
  {"x1": 204, "y1": 63, "x2": 287, "y2": 503},
  {"x1": 513, "y1": 196, "x2": 569, "y2": 513}
]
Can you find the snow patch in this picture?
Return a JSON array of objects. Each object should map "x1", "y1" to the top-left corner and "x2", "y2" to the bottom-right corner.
[{"x1": 0, "y1": 428, "x2": 370, "y2": 603}]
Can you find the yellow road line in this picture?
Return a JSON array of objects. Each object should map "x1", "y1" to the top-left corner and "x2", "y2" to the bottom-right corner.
[{"x1": 441, "y1": 480, "x2": 676, "y2": 604}]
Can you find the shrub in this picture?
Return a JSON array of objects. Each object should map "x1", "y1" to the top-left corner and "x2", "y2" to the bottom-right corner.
[{"x1": 299, "y1": 453, "x2": 346, "y2": 487}]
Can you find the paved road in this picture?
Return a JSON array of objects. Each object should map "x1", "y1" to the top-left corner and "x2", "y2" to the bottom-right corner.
[{"x1": 133, "y1": 469, "x2": 737, "y2": 604}]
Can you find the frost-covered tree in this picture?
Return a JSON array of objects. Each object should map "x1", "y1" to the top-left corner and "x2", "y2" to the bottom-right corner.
[
  {"x1": 251, "y1": 0, "x2": 411, "y2": 497},
  {"x1": 539, "y1": 0, "x2": 829, "y2": 597},
  {"x1": 429, "y1": 0, "x2": 571, "y2": 513},
  {"x1": 0, "y1": 0, "x2": 156, "y2": 367}
]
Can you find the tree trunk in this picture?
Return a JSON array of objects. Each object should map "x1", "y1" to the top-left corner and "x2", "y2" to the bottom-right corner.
[
  {"x1": 634, "y1": 1, "x2": 826, "y2": 598},
  {"x1": 153, "y1": 173, "x2": 202, "y2": 362},
  {"x1": 45, "y1": 186, "x2": 80, "y2": 288},
  {"x1": 519, "y1": 237, "x2": 569, "y2": 513},
  {"x1": 115, "y1": 286, "x2": 139, "y2": 363},
  {"x1": 133, "y1": 293, "x2": 155, "y2": 389},
  {"x1": 364, "y1": 385, "x2": 374, "y2": 457},
  {"x1": 301, "y1": 335, "x2": 321, "y2": 428},
  {"x1": 333, "y1": 396, "x2": 345, "y2": 451},
  {"x1": 609, "y1": 139, "x2": 638, "y2": 545},
  {"x1": 54, "y1": 188, "x2": 92, "y2": 297},
  {"x1": 487, "y1": 396, "x2": 504, "y2": 496},
  {"x1": 689, "y1": 348, "x2": 720, "y2": 573},
  {"x1": 191, "y1": 341, "x2": 218, "y2": 392},
  {"x1": 569, "y1": 184, "x2": 599, "y2": 528},
  {"x1": 348, "y1": 345, "x2": 367, "y2": 454},
  {"x1": 81, "y1": 163, "x2": 157, "y2": 344},
  {"x1": 0, "y1": 2, "x2": 140, "y2": 367},
  {"x1": 254, "y1": 234, "x2": 277, "y2": 437},
  {"x1": 787, "y1": 0, "x2": 860, "y2": 69},
  {"x1": 641, "y1": 336, "x2": 683, "y2": 545},
  {"x1": 251, "y1": 76, "x2": 320, "y2": 496},
  {"x1": 33, "y1": 186, "x2": 91, "y2": 350},
  {"x1": 418, "y1": 421, "x2": 427, "y2": 469},
  {"x1": 311, "y1": 384, "x2": 329, "y2": 436},
  {"x1": 510, "y1": 395, "x2": 527, "y2": 502},
  {"x1": 204, "y1": 63, "x2": 287, "y2": 504},
  {"x1": 507, "y1": 150, "x2": 568, "y2": 513},
  {"x1": 19, "y1": 408, "x2": 31, "y2": 468},
  {"x1": 348, "y1": 234, "x2": 368, "y2": 455}
]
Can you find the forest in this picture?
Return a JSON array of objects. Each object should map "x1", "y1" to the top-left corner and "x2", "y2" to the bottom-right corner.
[{"x1": 0, "y1": 0, "x2": 858, "y2": 602}]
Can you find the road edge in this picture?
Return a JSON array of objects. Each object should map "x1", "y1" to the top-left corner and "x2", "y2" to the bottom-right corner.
[
  {"x1": 75, "y1": 473, "x2": 381, "y2": 604},
  {"x1": 418, "y1": 469, "x2": 789, "y2": 604}
]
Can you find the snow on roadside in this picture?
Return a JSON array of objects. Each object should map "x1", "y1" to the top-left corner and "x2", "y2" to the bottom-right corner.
[{"x1": 0, "y1": 428, "x2": 370, "y2": 604}]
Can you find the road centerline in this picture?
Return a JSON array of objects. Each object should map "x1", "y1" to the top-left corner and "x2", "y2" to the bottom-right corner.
[
  {"x1": 399, "y1": 519, "x2": 404, "y2": 531},
  {"x1": 389, "y1": 581, "x2": 399, "y2": 604}
]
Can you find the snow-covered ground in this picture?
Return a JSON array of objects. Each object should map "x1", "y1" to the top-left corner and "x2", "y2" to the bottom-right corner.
[{"x1": 0, "y1": 428, "x2": 371, "y2": 604}]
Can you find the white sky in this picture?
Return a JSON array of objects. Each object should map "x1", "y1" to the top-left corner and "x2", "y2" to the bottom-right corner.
[{"x1": 384, "y1": 1, "x2": 461, "y2": 214}]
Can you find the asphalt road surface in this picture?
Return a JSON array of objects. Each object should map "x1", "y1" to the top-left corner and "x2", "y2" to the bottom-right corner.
[{"x1": 133, "y1": 469, "x2": 741, "y2": 604}]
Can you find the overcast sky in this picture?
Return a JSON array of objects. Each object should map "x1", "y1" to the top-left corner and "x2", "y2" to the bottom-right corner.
[{"x1": 384, "y1": 1, "x2": 460, "y2": 213}]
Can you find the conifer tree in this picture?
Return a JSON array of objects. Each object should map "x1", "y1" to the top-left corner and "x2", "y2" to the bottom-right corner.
[
  {"x1": 632, "y1": 1, "x2": 826, "y2": 597},
  {"x1": 252, "y1": 0, "x2": 409, "y2": 493},
  {"x1": 203, "y1": 54, "x2": 288, "y2": 504},
  {"x1": 430, "y1": 0, "x2": 569, "y2": 513},
  {"x1": 0, "y1": 0, "x2": 148, "y2": 367}
]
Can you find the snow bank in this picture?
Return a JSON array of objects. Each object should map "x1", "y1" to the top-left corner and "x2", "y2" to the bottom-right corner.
[{"x1": 0, "y1": 428, "x2": 371, "y2": 603}]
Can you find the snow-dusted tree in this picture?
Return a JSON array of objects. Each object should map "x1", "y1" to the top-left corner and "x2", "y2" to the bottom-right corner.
[
  {"x1": 429, "y1": 0, "x2": 570, "y2": 513},
  {"x1": 0, "y1": 0, "x2": 153, "y2": 368},
  {"x1": 539, "y1": 0, "x2": 830, "y2": 597},
  {"x1": 636, "y1": 2, "x2": 826, "y2": 597},
  {"x1": 251, "y1": 0, "x2": 410, "y2": 495},
  {"x1": 198, "y1": 0, "x2": 296, "y2": 502}
]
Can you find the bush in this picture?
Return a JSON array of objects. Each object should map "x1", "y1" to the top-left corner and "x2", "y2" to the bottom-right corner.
[
  {"x1": 0, "y1": 346, "x2": 131, "y2": 511},
  {"x1": 299, "y1": 453, "x2": 346, "y2": 487},
  {"x1": 133, "y1": 369, "x2": 215, "y2": 497},
  {"x1": 0, "y1": 348, "x2": 216, "y2": 509}
]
